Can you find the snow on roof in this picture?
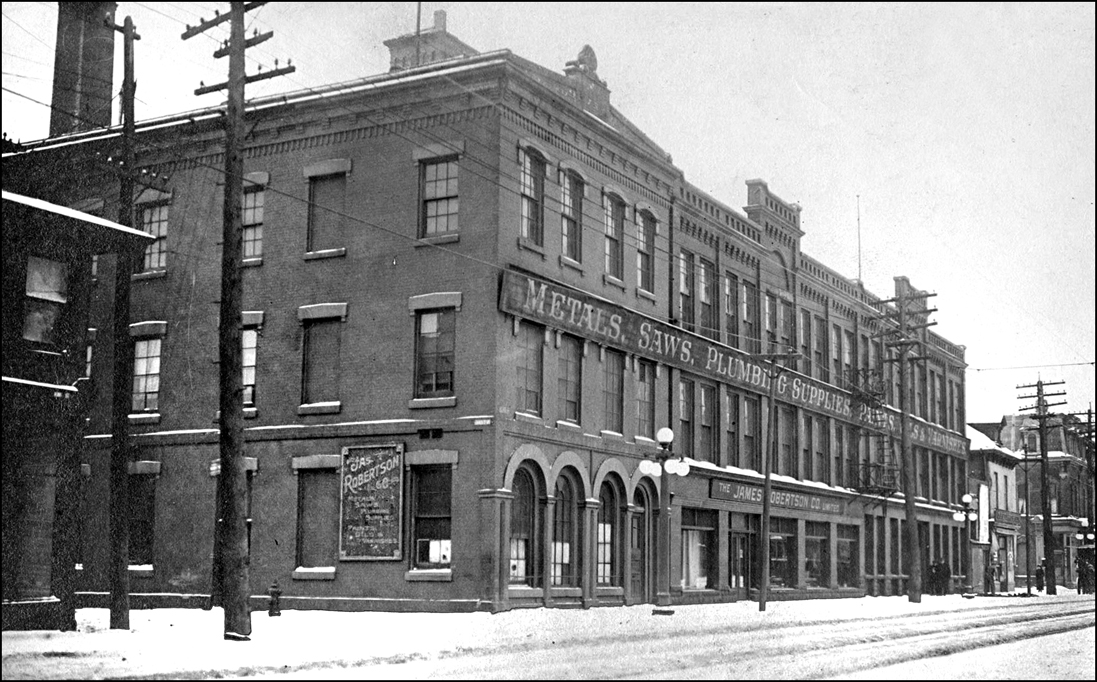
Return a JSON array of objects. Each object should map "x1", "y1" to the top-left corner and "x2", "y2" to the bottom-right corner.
[
  {"x1": 3, "y1": 190, "x2": 154, "y2": 242},
  {"x1": 966, "y1": 424, "x2": 1020, "y2": 459}
]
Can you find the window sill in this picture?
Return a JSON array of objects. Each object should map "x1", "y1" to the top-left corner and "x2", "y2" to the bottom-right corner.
[
  {"x1": 517, "y1": 236, "x2": 546, "y2": 258},
  {"x1": 556, "y1": 419, "x2": 581, "y2": 430},
  {"x1": 242, "y1": 257, "x2": 263, "y2": 268},
  {"x1": 128, "y1": 565, "x2": 154, "y2": 578},
  {"x1": 550, "y1": 587, "x2": 582, "y2": 598},
  {"x1": 128, "y1": 412, "x2": 161, "y2": 425},
  {"x1": 243, "y1": 407, "x2": 258, "y2": 419},
  {"x1": 600, "y1": 430, "x2": 624, "y2": 441},
  {"x1": 408, "y1": 396, "x2": 457, "y2": 409},
  {"x1": 298, "y1": 401, "x2": 342, "y2": 416},
  {"x1": 416, "y1": 233, "x2": 460, "y2": 247},
  {"x1": 508, "y1": 586, "x2": 544, "y2": 599},
  {"x1": 293, "y1": 566, "x2": 336, "y2": 581},
  {"x1": 559, "y1": 255, "x2": 584, "y2": 274},
  {"x1": 636, "y1": 288, "x2": 657, "y2": 303},
  {"x1": 514, "y1": 411, "x2": 543, "y2": 425},
  {"x1": 132, "y1": 270, "x2": 166, "y2": 282},
  {"x1": 405, "y1": 568, "x2": 453, "y2": 582},
  {"x1": 602, "y1": 274, "x2": 625, "y2": 290},
  {"x1": 595, "y1": 586, "x2": 625, "y2": 597},
  {"x1": 304, "y1": 248, "x2": 346, "y2": 261}
]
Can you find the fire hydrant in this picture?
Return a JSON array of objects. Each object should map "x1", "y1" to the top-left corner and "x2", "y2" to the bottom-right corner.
[{"x1": 268, "y1": 580, "x2": 282, "y2": 617}]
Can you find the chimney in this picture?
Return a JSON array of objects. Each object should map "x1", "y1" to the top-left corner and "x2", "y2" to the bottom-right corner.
[
  {"x1": 383, "y1": 9, "x2": 478, "y2": 72},
  {"x1": 50, "y1": 1, "x2": 117, "y2": 138},
  {"x1": 564, "y1": 45, "x2": 611, "y2": 119}
]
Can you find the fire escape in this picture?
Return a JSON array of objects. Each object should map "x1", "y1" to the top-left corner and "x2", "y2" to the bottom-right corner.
[{"x1": 846, "y1": 367, "x2": 899, "y2": 505}]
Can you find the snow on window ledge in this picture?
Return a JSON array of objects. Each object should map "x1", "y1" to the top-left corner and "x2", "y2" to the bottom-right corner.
[{"x1": 293, "y1": 566, "x2": 336, "y2": 580}]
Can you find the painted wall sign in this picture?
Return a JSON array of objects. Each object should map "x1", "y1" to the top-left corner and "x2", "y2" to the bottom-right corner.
[
  {"x1": 710, "y1": 479, "x2": 846, "y2": 515},
  {"x1": 499, "y1": 270, "x2": 967, "y2": 456},
  {"x1": 340, "y1": 444, "x2": 404, "y2": 561}
]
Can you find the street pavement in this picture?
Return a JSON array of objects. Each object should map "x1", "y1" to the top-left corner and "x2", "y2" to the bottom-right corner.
[{"x1": 2, "y1": 590, "x2": 1093, "y2": 679}]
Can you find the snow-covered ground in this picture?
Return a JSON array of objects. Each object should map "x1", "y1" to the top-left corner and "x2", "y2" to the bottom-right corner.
[{"x1": 2, "y1": 587, "x2": 1091, "y2": 680}]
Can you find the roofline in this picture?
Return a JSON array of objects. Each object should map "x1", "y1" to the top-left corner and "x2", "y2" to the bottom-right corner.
[{"x1": 2, "y1": 190, "x2": 154, "y2": 241}]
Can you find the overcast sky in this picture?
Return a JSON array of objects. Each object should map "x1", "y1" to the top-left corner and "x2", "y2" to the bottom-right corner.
[{"x1": 3, "y1": 2, "x2": 1094, "y2": 425}]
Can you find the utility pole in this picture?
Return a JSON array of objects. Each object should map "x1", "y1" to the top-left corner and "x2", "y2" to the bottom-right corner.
[
  {"x1": 875, "y1": 279, "x2": 936, "y2": 603},
  {"x1": 756, "y1": 345, "x2": 800, "y2": 612},
  {"x1": 1017, "y1": 379, "x2": 1067, "y2": 596},
  {"x1": 183, "y1": 2, "x2": 293, "y2": 640},
  {"x1": 105, "y1": 12, "x2": 140, "y2": 631}
]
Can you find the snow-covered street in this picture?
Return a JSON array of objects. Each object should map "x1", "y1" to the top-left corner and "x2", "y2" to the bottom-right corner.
[{"x1": 2, "y1": 590, "x2": 1093, "y2": 679}]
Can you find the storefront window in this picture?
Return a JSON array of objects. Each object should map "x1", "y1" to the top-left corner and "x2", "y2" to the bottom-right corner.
[
  {"x1": 769, "y1": 516, "x2": 797, "y2": 588},
  {"x1": 681, "y1": 508, "x2": 717, "y2": 589},
  {"x1": 805, "y1": 521, "x2": 830, "y2": 587},
  {"x1": 837, "y1": 524, "x2": 859, "y2": 588}
]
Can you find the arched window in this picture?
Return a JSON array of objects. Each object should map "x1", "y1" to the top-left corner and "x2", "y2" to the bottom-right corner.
[
  {"x1": 597, "y1": 480, "x2": 622, "y2": 586},
  {"x1": 560, "y1": 170, "x2": 584, "y2": 262},
  {"x1": 551, "y1": 474, "x2": 580, "y2": 586},
  {"x1": 509, "y1": 467, "x2": 542, "y2": 587},
  {"x1": 519, "y1": 147, "x2": 546, "y2": 246}
]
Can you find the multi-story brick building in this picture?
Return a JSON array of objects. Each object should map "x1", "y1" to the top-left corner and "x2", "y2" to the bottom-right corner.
[{"x1": 3, "y1": 12, "x2": 970, "y2": 613}]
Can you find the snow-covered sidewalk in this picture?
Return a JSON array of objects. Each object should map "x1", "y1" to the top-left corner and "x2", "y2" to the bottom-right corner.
[{"x1": 3, "y1": 588, "x2": 1091, "y2": 680}]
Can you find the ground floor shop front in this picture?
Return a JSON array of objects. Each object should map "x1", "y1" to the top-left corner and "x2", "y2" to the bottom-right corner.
[{"x1": 64, "y1": 422, "x2": 968, "y2": 616}]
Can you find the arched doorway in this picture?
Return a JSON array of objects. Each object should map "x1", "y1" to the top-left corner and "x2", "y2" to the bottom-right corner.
[{"x1": 630, "y1": 482, "x2": 656, "y2": 604}]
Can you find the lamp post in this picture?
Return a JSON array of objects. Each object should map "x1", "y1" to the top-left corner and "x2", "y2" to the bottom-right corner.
[
  {"x1": 953, "y1": 493, "x2": 978, "y2": 596},
  {"x1": 643, "y1": 427, "x2": 689, "y2": 613}
]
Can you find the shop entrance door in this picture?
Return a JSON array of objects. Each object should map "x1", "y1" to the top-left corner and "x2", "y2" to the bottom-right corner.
[
  {"x1": 729, "y1": 532, "x2": 755, "y2": 598},
  {"x1": 630, "y1": 488, "x2": 653, "y2": 603}
]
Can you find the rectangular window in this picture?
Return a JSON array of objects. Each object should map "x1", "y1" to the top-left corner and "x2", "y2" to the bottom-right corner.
[
  {"x1": 308, "y1": 173, "x2": 346, "y2": 250},
  {"x1": 416, "y1": 309, "x2": 455, "y2": 398},
  {"x1": 681, "y1": 508, "x2": 716, "y2": 589},
  {"x1": 302, "y1": 318, "x2": 341, "y2": 405},
  {"x1": 699, "y1": 258, "x2": 716, "y2": 339},
  {"x1": 140, "y1": 203, "x2": 168, "y2": 271},
  {"x1": 799, "y1": 309, "x2": 812, "y2": 376},
  {"x1": 558, "y1": 335, "x2": 582, "y2": 423},
  {"x1": 815, "y1": 415, "x2": 830, "y2": 485},
  {"x1": 131, "y1": 338, "x2": 161, "y2": 412},
  {"x1": 413, "y1": 466, "x2": 452, "y2": 569},
  {"x1": 516, "y1": 321, "x2": 543, "y2": 416},
  {"x1": 743, "y1": 396, "x2": 760, "y2": 471},
  {"x1": 778, "y1": 404, "x2": 796, "y2": 476},
  {"x1": 742, "y1": 281, "x2": 760, "y2": 353},
  {"x1": 769, "y1": 516, "x2": 798, "y2": 588},
  {"x1": 726, "y1": 389, "x2": 739, "y2": 467},
  {"x1": 519, "y1": 149, "x2": 544, "y2": 244},
  {"x1": 765, "y1": 293, "x2": 778, "y2": 350},
  {"x1": 831, "y1": 324, "x2": 843, "y2": 386},
  {"x1": 699, "y1": 383, "x2": 717, "y2": 463},
  {"x1": 780, "y1": 300, "x2": 794, "y2": 361},
  {"x1": 679, "y1": 377, "x2": 695, "y2": 459},
  {"x1": 802, "y1": 413, "x2": 814, "y2": 481},
  {"x1": 637, "y1": 211, "x2": 655, "y2": 292},
  {"x1": 603, "y1": 194, "x2": 625, "y2": 279},
  {"x1": 679, "y1": 251, "x2": 695, "y2": 331},
  {"x1": 805, "y1": 521, "x2": 830, "y2": 588},
  {"x1": 23, "y1": 256, "x2": 69, "y2": 344},
  {"x1": 422, "y1": 158, "x2": 459, "y2": 236},
  {"x1": 814, "y1": 315, "x2": 828, "y2": 382},
  {"x1": 834, "y1": 423, "x2": 845, "y2": 487},
  {"x1": 843, "y1": 329, "x2": 855, "y2": 381},
  {"x1": 637, "y1": 360, "x2": 656, "y2": 439},
  {"x1": 242, "y1": 328, "x2": 258, "y2": 407},
  {"x1": 296, "y1": 469, "x2": 338, "y2": 568},
  {"x1": 724, "y1": 272, "x2": 739, "y2": 348},
  {"x1": 242, "y1": 187, "x2": 264, "y2": 258},
  {"x1": 128, "y1": 473, "x2": 156, "y2": 566},
  {"x1": 560, "y1": 170, "x2": 583, "y2": 261},
  {"x1": 603, "y1": 349, "x2": 625, "y2": 433}
]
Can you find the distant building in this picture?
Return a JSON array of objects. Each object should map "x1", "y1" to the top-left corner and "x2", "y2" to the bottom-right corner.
[
  {"x1": 2, "y1": 12, "x2": 970, "y2": 614},
  {"x1": 2, "y1": 190, "x2": 151, "y2": 630},
  {"x1": 965, "y1": 425, "x2": 1021, "y2": 593}
]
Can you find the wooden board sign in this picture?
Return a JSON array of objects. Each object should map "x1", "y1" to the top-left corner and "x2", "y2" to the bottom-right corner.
[{"x1": 340, "y1": 443, "x2": 403, "y2": 560}]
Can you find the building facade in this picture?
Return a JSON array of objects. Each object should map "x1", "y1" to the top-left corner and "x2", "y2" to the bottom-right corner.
[
  {"x1": 2, "y1": 190, "x2": 152, "y2": 629},
  {"x1": 3, "y1": 15, "x2": 970, "y2": 613}
]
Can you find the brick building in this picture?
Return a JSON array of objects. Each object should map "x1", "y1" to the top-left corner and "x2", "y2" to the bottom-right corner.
[{"x1": 3, "y1": 12, "x2": 970, "y2": 613}]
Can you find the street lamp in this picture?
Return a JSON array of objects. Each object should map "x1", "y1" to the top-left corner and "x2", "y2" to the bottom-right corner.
[
  {"x1": 640, "y1": 427, "x2": 689, "y2": 613},
  {"x1": 952, "y1": 493, "x2": 978, "y2": 597}
]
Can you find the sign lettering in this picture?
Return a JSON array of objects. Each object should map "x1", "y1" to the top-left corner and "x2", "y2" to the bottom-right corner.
[
  {"x1": 340, "y1": 444, "x2": 403, "y2": 560},
  {"x1": 710, "y1": 480, "x2": 845, "y2": 515}
]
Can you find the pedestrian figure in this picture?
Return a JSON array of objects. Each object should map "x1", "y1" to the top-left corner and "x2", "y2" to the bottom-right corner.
[
  {"x1": 1085, "y1": 562, "x2": 1094, "y2": 595},
  {"x1": 1035, "y1": 559, "x2": 1045, "y2": 592},
  {"x1": 927, "y1": 559, "x2": 939, "y2": 595},
  {"x1": 940, "y1": 558, "x2": 952, "y2": 595},
  {"x1": 984, "y1": 561, "x2": 995, "y2": 594},
  {"x1": 1076, "y1": 557, "x2": 1083, "y2": 594}
]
